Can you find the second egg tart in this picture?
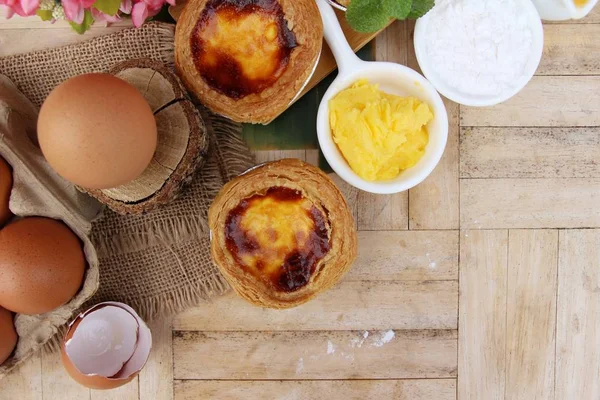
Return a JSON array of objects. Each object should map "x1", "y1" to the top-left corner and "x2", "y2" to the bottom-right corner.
[
  {"x1": 175, "y1": 0, "x2": 323, "y2": 124},
  {"x1": 208, "y1": 159, "x2": 357, "y2": 308}
]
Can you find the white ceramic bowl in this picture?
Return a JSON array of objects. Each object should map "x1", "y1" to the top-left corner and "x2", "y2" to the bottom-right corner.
[
  {"x1": 531, "y1": 0, "x2": 598, "y2": 20},
  {"x1": 413, "y1": 0, "x2": 544, "y2": 107},
  {"x1": 315, "y1": 0, "x2": 448, "y2": 195}
]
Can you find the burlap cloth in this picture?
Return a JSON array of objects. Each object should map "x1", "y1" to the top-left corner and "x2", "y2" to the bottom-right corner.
[{"x1": 0, "y1": 22, "x2": 254, "y2": 360}]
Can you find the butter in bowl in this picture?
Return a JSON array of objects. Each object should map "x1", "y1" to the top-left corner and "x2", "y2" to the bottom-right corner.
[{"x1": 315, "y1": 0, "x2": 448, "y2": 195}]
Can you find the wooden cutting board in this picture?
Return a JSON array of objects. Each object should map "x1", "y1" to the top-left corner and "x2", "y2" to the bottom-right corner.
[{"x1": 168, "y1": 2, "x2": 390, "y2": 119}]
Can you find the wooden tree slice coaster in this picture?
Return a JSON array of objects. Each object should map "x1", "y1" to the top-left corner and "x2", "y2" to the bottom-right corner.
[{"x1": 83, "y1": 59, "x2": 208, "y2": 215}]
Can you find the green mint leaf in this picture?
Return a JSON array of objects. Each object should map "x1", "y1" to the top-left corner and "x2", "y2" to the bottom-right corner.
[
  {"x1": 346, "y1": 0, "x2": 390, "y2": 33},
  {"x1": 36, "y1": 9, "x2": 53, "y2": 21},
  {"x1": 408, "y1": 0, "x2": 435, "y2": 18},
  {"x1": 69, "y1": 10, "x2": 94, "y2": 34},
  {"x1": 92, "y1": 0, "x2": 121, "y2": 16},
  {"x1": 385, "y1": 0, "x2": 412, "y2": 19}
]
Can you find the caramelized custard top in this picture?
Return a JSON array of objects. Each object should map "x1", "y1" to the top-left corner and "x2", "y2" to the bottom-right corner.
[
  {"x1": 191, "y1": 0, "x2": 297, "y2": 99},
  {"x1": 225, "y1": 187, "x2": 330, "y2": 292}
]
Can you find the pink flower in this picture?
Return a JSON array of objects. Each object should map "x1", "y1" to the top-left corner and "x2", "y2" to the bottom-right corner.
[
  {"x1": 61, "y1": 0, "x2": 94, "y2": 23},
  {"x1": 0, "y1": 0, "x2": 39, "y2": 18},
  {"x1": 91, "y1": 7, "x2": 121, "y2": 24},
  {"x1": 130, "y1": 0, "x2": 170, "y2": 27}
]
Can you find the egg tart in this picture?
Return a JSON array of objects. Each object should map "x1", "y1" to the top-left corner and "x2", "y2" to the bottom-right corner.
[
  {"x1": 208, "y1": 159, "x2": 357, "y2": 308},
  {"x1": 174, "y1": 0, "x2": 323, "y2": 124}
]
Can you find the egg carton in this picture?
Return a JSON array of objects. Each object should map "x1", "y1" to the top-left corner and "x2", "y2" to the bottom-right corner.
[{"x1": 0, "y1": 74, "x2": 101, "y2": 379}]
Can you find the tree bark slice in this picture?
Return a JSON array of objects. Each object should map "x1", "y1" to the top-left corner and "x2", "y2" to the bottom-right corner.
[{"x1": 84, "y1": 59, "x2": 208, "y2": 215}]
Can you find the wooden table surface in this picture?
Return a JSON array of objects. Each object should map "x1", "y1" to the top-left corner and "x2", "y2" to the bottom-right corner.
[{"x1": 1, "y1": 10, "x2": 600, "y2": 400}]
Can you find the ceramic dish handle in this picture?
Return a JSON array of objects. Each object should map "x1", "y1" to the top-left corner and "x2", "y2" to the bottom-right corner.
[{"x1": 316, "y1": 0, "x2": 363, "y2": 75}]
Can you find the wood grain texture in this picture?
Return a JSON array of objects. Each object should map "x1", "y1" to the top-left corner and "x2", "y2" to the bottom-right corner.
[
  {"x1": 0, "y1": 27, "x2": 131, "y2": 56},
  {"x1": 409, "y1": 97, "x2": 460, "y2": 229},
  {"x1": 460, "y1": 77, "x2": 600, "y2": 127},
  {"x1": 460, "y1": 127, "x2": 600, "y2": 178},
  {"x1": 556, "y1": 230, "x2": 600, "y2": 399},
  {"x1": 174, "y1": 379, "x2": 457, "y2": 400},
  {"x1": 506, "y1": 230, "x2": 558, "y2": 400},
  {"x1": 173, "y1": 280, "x2": 458, "y2": 331},
  {"x1": 459, "y1": 230, "x2": 508, "y2": 400},
  {"x1": 139, "y1": 319, "x2": 173, "y2": 400},
  {"x1": 90, "y1": 378, "x2": 139, "y2": 400},
  {"x1": 357, "y1": 191, "x2": 408, "y2": 230},
  {"x1": 0, "y1": 355, "x2": 42, "y2": 400},
  {"x1": 348, "y1": 230, "x2": 459, "y2": 281},
  {"x1": 173, "y1": 330, "x2": 458, "y2": 380},
  {"x1": 0, "y1": 15, "x2": 132, "y2": 29},
  {"x1": 253, "y1": 150, "x2": 306, "y2": 164},
  {"x1": 41, "y1": 352, "x2": 90, "y2": 400},
  {"x1": 460, "y1": 179, "x2": 600, "y2": 229},
  {"x1": 539, "y1": 25, "x2": 600, "y2": 75}
]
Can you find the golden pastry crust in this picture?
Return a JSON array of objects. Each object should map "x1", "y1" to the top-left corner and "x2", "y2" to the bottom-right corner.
[
  {"x1": 209, "y1": 159, "x2": 357, "y2": 308},
  {"x1": 175, "y1": 0, "x2": 323, "y2": 124}
]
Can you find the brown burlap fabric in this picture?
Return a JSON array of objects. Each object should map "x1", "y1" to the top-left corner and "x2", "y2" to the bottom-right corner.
[{"x1": 0, "y1": 22, "x2": 254, "y2": 352}]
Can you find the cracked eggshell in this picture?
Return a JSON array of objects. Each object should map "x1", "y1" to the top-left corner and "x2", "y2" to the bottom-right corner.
[{"x1": 60, "y1": 302, "x2": 152, "y2": 390}]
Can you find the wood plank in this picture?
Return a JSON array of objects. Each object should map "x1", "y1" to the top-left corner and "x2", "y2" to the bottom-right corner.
[
  {"x1": 460, "y1": 76, "x2": 600, "y2": 127},
  {"x1": 409, "y1": 97, "x2": 460, "y2": 229},
  {"x1": 556, "y1": 230, "x2": 600, "y2": 399},
  {"x1": 0, "y1": 15, "x2": 132, "y2": 29},
  {"x1": 0, "y1": 27, "x2": 131, "y2": 57},
  {"x1": 506, "y1": 230, "x2": 558, "y2": 400},
  {"x1": 174, "y1": 379, "x2": 457, "y2": 400},
  {"x1": 349, "y1": 230, "x2": 459, "y2": 281},
  {"x1": 41, "y1": 351, "x2": 90, "y2": 400},
  {"x1": 407, "y1": 21, "x2": 460, "y2": 230},
  {"x1": 460, "y1": 178, "x2": 600, "y2": 229},
  {"x1": 460, "y1": 127, "x2": 600, "y2": 178},
  {"x1": 0, "y1": 354, "x2": 42, "y2": 400},
  {"x1": 173, "y1": 330, "x2": 458, "y2": 380},
  {"x1": 173, "y1": 280, "x2": 458, "y2": 331},
  {"x1": 139, "y1": 319, "x2": 173, "y2": 400},
  {"x1": 357, "y1": 191, "x2": 408, "y2": 230},
  {"x1": 539, "y1": 25, "x2": 600, "y2": 75},
  {"x1": 458, "y1": 230, "x2": 508, "y2": 400},
  {"x1": 253, "y1": 150, "x2": 306, "y2": 164},
  {"x1": 306, "y1": 149, "x2": 359, "y2": 227},
  {"x1": 90, "y1": 377, "x2": 139, "y2": 400},
  {"x1": 375, "y1": 20, "x2": 408, "y2": 66}
]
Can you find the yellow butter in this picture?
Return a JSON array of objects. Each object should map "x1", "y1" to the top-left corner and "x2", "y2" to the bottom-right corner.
[{"x1": 329, "y1": 80, "x2": 433, "y2": 181}]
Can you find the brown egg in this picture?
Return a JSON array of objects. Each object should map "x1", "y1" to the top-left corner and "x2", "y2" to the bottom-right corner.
[
  {"x1": 0, "y1": 156, "x2": 13, "y2": 227},
  {"x1": 0, "y1": 217, "x2": 85, "y2": 315},
  {"x1": 37, "y1": 73, "x2": 157, "y2": 190},
  {"x1": 0, "y1": 306, "x2": 17, "y2": 365}
]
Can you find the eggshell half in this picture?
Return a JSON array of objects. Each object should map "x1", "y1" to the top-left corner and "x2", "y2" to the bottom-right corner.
[{"x1": 61, "y1": 302, "x2": 152, "y2": 390}]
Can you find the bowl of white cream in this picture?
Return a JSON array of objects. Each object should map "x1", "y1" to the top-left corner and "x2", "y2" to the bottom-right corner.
[{"x1": 414, "y1": 0, "x2": 544, "y2": 107}]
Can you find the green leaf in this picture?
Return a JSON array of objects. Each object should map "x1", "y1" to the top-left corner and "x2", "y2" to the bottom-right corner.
[
  {"x1": 69, "y1": 10, "x2": 94, "y2": 34},
  {"x1": 346, "y1": 0, "x2": 390, "y2": 33},
  {"x1": 36, "y1": 9, "x2": 53, "y2": 21},
  {"x1": 385, "y1": 0, "x2": 412, "y2": 20},
  {"x1": 93, "y1": 0, "x2": 121, "y2": 16},
  {"x1": 408, "y1": 0, "x2": 435, "y2": 18}
]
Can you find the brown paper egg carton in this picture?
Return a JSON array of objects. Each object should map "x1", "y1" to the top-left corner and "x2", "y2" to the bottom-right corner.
[{"x1": 0, "y1": 75, "x2": 101, "y2": 379}]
